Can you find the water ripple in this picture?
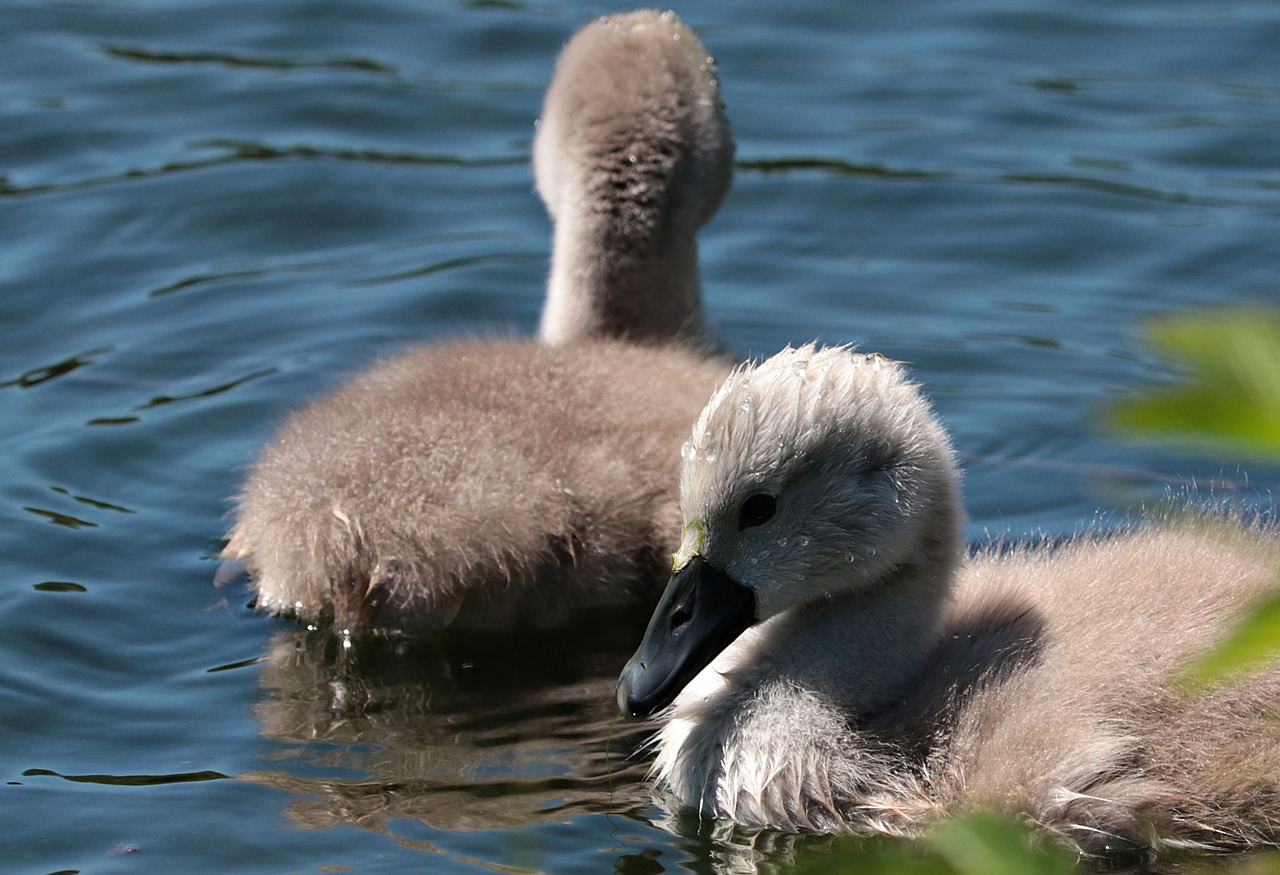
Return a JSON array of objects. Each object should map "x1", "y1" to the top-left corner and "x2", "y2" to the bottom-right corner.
[
  {"x1": 32, "y1": 581, "x2": 89, "y2": 593},
  {"x1": 740, "y1": 156, "x2": 1252, "y2": 208},
  {"x1": 49, "y1": 486, "x2": 135, "y2": 515},
  {"x1": 22, "y1": 507, "x2": 98, "y2": 529},
  {"x1": 80, "y1": 368, "x2": 278, "y2": 427},
  {"x1": 739, "y1": 157, "x2": 947, "y2": 181},
  {"x1": 148, "y1": 262, "x2": 348, "y2": 299},
  {"x1": 136, "y1": 367, "x2": 279, "y2": 412},
  {"x1": 1, "y1": 140, "x2": 525, "y2": 200},
  {"x1": 22, "y1": 767, "x2": 229, "y2": 786},
  {"x1": 1001, "y1": 171, "x2": 1234, "y2": 207},
  {"x1": 346, "y1": 252, "x2": 543, "y2": 288},
  {"x1": 103, "y1": 43, "x2": 396, "y2": 75},
  {"x1": 0, "y1": 347, "x2": 114, "y2": 390}
]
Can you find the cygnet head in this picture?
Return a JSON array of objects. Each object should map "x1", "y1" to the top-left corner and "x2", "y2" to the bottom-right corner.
[
  {"x1": 534, "y1": 10, "x2": 734, "y2": 346},
  {"x1": 618, "y1": 345, "x2": 964, "y2": 717}
]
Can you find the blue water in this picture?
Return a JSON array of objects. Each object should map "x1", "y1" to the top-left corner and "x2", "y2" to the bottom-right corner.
[{"x1": 3, "y1": 0, "x2": 1279, "y2": 872}]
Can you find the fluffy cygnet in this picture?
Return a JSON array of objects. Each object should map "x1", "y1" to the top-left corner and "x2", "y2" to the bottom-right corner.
[
  {"x1": 618, "y1": 345, "x2": 1280, "y2": 861},
  {"x1": 224, "y1": 11, "x2": 734, "y2": 632}
]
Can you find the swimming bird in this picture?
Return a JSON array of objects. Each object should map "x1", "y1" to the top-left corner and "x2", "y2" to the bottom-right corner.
[
  {"x1": 617, "y1": 345, "x2": 1280, "y2": 860},
  {"x1": 223, "y1": 11, "x2": 734, "y2": 632}
]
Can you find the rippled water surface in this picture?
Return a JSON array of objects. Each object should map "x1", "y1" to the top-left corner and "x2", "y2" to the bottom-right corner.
[{"x1": 3, "y1": 0, "x2": 1279, "y2": 872}]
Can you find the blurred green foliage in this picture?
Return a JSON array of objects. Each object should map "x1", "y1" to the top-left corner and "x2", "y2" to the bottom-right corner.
[
  {"x1": 1106, "y1": 308, "x2": 1280, "y2": 460},
  {"x1": 1181, "y1": 588, "x2": 1280, "y2": 691},
  {"x1": 1106, "y1": 307, "x2": 1280, "y2": 689},
  {"x1": 792, "y1": 813, "x2": 1079, "y2": 875}
]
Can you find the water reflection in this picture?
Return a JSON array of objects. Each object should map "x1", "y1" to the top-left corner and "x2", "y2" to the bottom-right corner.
[
  {"x1": 247, "y1": 611, "x2": 658, "y2": 839},
  {"x1": 652, "y1": 809, "x2": 853, "y2": 875},
  {"x1": 244, "y1": 617, "x2": 955, "y2": 875}
]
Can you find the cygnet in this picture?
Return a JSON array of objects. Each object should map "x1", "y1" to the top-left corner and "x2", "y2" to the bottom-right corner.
[
  {"x1": 619, "y1": 344, "x2": 1280, "y2": 861},
  {"x1": 224, "y1": 11, "x2": 734, "y2": 631}
]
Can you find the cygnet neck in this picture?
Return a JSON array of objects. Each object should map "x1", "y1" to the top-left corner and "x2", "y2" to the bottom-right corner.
[
  {"x1": 759, "y1": 555, "x2": 955, "y2": 720},
  {"x1": 539, "y1": 216, "x2": 706, "y2": 346}
]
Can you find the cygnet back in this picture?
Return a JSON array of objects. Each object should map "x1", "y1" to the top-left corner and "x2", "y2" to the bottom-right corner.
[{"x1": 228, "y1": 340, "x2": 727, "y2": 631}]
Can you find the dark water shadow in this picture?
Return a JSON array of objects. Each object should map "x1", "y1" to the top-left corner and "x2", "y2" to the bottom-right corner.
[{"x1": 245, "y1": 606, "x2": 658, "y2": 841}]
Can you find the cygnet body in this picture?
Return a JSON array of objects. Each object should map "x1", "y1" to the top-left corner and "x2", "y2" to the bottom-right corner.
[
  {"x1": 618, "y1": 345, "x2": 1280, "y2": 860},
  {"x1": 224, "y1": 11, "x2": 734, "y2": 631}
]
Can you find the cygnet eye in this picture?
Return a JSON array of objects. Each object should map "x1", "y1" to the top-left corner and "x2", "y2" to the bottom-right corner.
[{"x1": 737, "y1": 493, "x2": 777, "y2": 531}]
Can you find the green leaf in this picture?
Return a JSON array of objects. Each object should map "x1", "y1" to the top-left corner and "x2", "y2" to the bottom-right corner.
[
  {"x1": 1181, "y1": 585, "x2": 1280, "y2": 692},
  {"x1": 1108, "y1": 307, "x2": 1280, "y2": 692},
  {"x1": 1106, "y1": 308, "x2": 1280, "y2": 459},
  {"x1": 791, "y1": 812, "x2": 1080, "y2": 875},
  {"x1": 926, "y1": 813, "x2": 1078, "y2": 875}
]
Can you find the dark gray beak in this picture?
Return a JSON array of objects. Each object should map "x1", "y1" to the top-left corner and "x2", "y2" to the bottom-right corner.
[{"x1": 616, "y1": 555, "x2": 756, "y2": 718}]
